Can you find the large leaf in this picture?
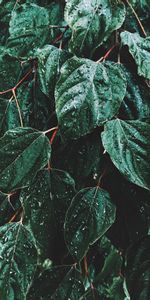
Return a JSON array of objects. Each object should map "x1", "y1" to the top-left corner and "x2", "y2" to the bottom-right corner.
[
  {"x1": 64, "y1": 0, "x2": 126, "y2": 57},
  {"x1": 0, "y1": 127, "x2": 51, "y2": 193},
  {"x1": 0, "y1": 223, "x2": 37, "y2": 300},
  {"x1": 125, "y1": 236, "x2": 150, "y2": 300},
  {"x1": 55, "y1": 57, "x2": 127, "y2": 139},
  {"x1": 20, "y1": 168, "x2": 75, "y2": 258},
  {"x1": 27, "y1": 266, "x2": 84, "y2": 300},
  {"x1": 121, "y1": 31, "x2": 150, "y2": 80},
  {"x1": 102, "y1": 119, "x2": 150, "y2": 190},
  {"x1": 64, "y1": 187, "x2": 116, "y2": 261},
  {"x1": 36, "y1": 45, "x2": 71, "y2": 99},
  {"x1": 7, "y1": 3, "x2": 49, "y2": 57}
]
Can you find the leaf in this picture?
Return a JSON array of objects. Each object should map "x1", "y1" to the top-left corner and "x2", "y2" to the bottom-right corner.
[
  {"x1": 52, "y1": 131, "x2": 104, "y2": 188},
  {"x1": 0, "y1": 127, "x2": 51, "y2": 193},
  {"x1": 7, "y1": 3, "x2": 49, "y2": 57},
  {"x1": 20, "y1": 168, "x2": 75, "y2": 258},
  {"x1": 119, "y1": 66, "x2": 150, "y2": 122},
  {"x1": 102, "y1": 119, "x2": 150, "y2": 190},
  {"x1": 0, "y1": 223, "x2": 37, "y2": 300},
  {"x1": 64, "y1": 0, "x2": 126, "y2": 57},
  {"x1": 64, "y1": 187, "x2": 116, "y2": 261},
  {"x1": 55, "y1": 57, "x2": 127, "y2": 139},
  {"x1": 121, "y1": 31, "x2": 150, "y2": 80},
  {"x1": 27, "y1": 266, "x2": 84, "y2": 300},
  {"x1": 0, "y1": 54, "x2": 21, "y2": 93},
  {"x1": 36, "y1": 45, "x2": 71, "y2": 98},
  {"x1": 125, "y1": 236, "x2": 150, "y2": 300}
]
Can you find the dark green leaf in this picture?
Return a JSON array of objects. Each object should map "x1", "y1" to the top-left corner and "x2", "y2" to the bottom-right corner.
[
  {"x1": 36, "y1": 45, "x2": 71, "y2": 98},
  {"x1": 121, "y1": 31, "x2": 150, "y2": 80},
  {"x1": 125, "y1": 236, "x2": 150, "y2": 300},
  {"x1": 0, "y1": 223, "x2": 37, "y2": 300},
  {"x1": 20, "y1": 168, "x2": 75, "y2": 258},
  {"x1": 65, "y1": 0, "x2": 126, "y2": 57},
  {"x1": 102, "y1": 119, "x2": 150, "y2": 190},
  {"x1": 0, "y1": 127, "x2": 51, "y2": 193},
  {"x1": 64, "y1": 187, "x2": 116, "y2": 261},
  {"x1": 52, "y1": 131, "x2": 104, "y2": 188},
  {"x1": 55, "y1": 57, "x2": 126, "y2": 139},
  {"x1": 27, "y1": 266, "x2": 84, "y2": 300},
  {"x1": 0, "y1": 54, "x2": 21, "y2": 93},
  {"x1": 7, "y1": 3, "x2": 49, "y2": 57},
  {"x1": 119, "y1": 66, "x2": 150, "y2": 122}
]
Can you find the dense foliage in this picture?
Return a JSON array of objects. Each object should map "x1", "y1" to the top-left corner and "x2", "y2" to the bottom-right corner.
[{"x1": 0, "y1": 0, "x2": 150, "y2": 299}]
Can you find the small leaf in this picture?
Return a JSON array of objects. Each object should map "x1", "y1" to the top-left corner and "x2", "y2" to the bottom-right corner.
[
  {"x1": 102, "y1": 119, "x2": 150, "y2": 190},
  {"x1": 0, "y1": 223, "x2": 37, "y2": 300},
  {"x1": 0, "y1": 127, "x2": 51, "y2": 193},
  {"x1": 27, "y1": 266, "x2": 84, "y2": 300},
  {"x1": 119, "y1": 66, "x2": 150, "y2": 122},
  {"x1": 64, "y1": 187, "x2": 116, "y2": 261},
  {"x1": 65, "y1": 0, "x2": 126, "y2": 56},
  {"x1": 55, "y1": 57, "x2": 126, "y2": 139},
  {"x1": 121, "y1": 31, "x2": 150, "y2": 80},
  {"x1": 36, "y1": 45, "x2": 71, "y2": 98},
  {"x1": 125, "y1": 236, "x2": 150, "y2": 300},
  {"x1": 0, "y1": 53, "x2": 21, "y2": 93},
  {"x1": 7, "y1": 3, "x2": 49, "y2": 57}
]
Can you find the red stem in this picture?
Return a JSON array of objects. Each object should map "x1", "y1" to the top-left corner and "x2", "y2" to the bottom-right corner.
[
  {"x1": 0, "y1": 69, "x2": 32, "y2": 95},
  {"x1": 50, "y1": 128, "x2": 58, "y2": 144}
]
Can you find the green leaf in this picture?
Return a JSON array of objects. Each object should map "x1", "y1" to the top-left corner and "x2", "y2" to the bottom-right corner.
[
  {"x1": 7, "y1": 3, "x2": 49, "y2": 57},
  {"x1": 125, "y1": 236, "x2": 150, "y2": 300},
  {"x1": 102, "y1": 119, "x2": 150, "y2": 190},
  {"x1": 121, "y1": 31, "x2": 150, "y2": 80},
  {"x1": 0, "y1": 127, "x2": 51, "y2": 193},
  {"x1": 0, "y1": 54, "x2": 21, "y2": 93},
  {"x1": 36, "y1": 45, "x2": 71, "y2": 98},
  {"x1": 64, "y1": 187, "x2": 116, "y2": 261},
  {"x1": 0, "y1": 223, "x2": 37, "y2": 300},
  {"x1": 64, "y1": 0, "x2": 126, "y2": 57},
  {"x1": 119, "y1": 66, "x2": 150, "y2": 122},
  {"x1": 55, "y1": 57, "x2": 127, "y2": 139},
  {"x1": 20, "y1": 168, "x2": 75, "y2": 258},
  {"x1": 52, "y1": 131, "x2": 103, "y2": 187},
  {"x1": 27, "y1": 266, "x2": 84, "y2": 300}
]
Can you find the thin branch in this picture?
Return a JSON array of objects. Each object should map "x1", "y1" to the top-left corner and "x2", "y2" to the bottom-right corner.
[
  {"x1": 125, "y1": 0, "x2": 147, "y2": 37},
  {"x1": 97, "y1": 44, "x2": 117, "y2": 63},
  {"x1": 12, "y1": 89, "x2": 23, "y2": 127},
  {"x1": 43, "y1": 126, "x2": 58, "y2": 135},
  {"x1": 50, "y1": 127, "x2": 58, "y2": 144},
  {"x1": 0, "y1": 69, "x2": 32, "y2": 95}
]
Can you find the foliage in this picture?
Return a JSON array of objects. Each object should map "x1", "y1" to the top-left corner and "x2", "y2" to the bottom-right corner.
[{"x1": 0, "y1": 0, "x2": 150, "y2": 299}]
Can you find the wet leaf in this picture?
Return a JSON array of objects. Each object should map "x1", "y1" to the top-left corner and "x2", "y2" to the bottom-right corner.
[
  {"x1": 27, "y1": 266, "x2": 84, "y2": 300},
  {"x1": 102, "y1": 119, "x2": 150, "y2": 190},
  {"x1": 36, "y1": 45, "x2": 71, "y2": 98},
  {"x1": 121, "y1": 31, "x2": 150, "y2": 80},
  {"x1": 55, "y1": 57, "x2": 126, "y2": 139},
  {"x1": 65, "y1": 0, "x2": 126, "y2": 57},
  {"x1": 7, "y1": 3, "x2": 49, "y2": 57},
  {"x1": 20, "y1": 168, "x2": 75, "y2": 258},
  {"x1": 0, "y1": 223, "x2": 37, "y2": 300},
  {"x1": 0, "y1": 127, "x2": 51, "y2": 193},
  {"x1": 64, "y1": 187, "x2": 116, "y2": 261},
  {"x1": 125, "y1": 236, "x2": 150, "y2": 300}
]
